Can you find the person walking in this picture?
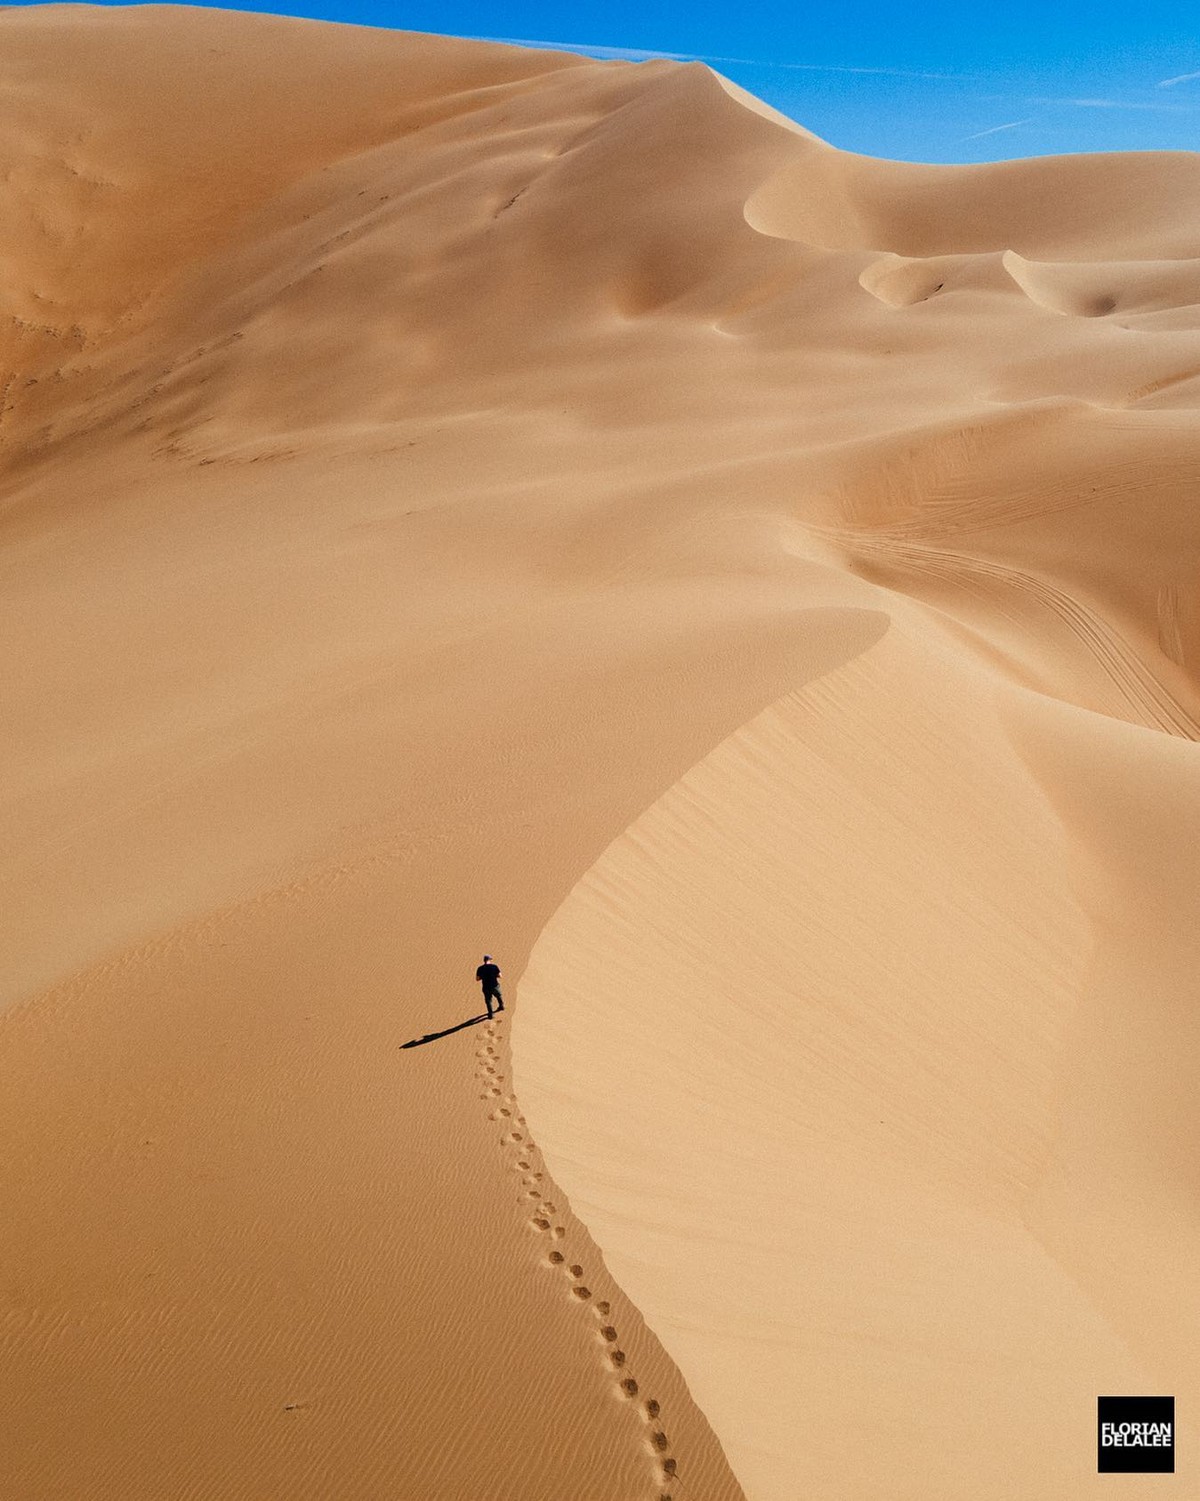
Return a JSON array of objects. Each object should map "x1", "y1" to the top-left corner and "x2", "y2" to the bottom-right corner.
[{"x1": 476, "y1": 954, "x2": 503, "y2": 1018}]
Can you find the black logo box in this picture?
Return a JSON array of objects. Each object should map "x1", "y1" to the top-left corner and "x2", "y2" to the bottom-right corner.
[{"x1": 1098, "y1": 1396, "x2": 1175, "y2": 1474}]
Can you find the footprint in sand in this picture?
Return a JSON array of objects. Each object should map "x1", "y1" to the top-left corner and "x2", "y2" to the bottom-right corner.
[{"x1": 478, "y1": 1022, "x2": 676, "y2": 1488}]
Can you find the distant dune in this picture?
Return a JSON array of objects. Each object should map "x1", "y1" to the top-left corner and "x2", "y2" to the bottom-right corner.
[{"x1": 2, "y1": 7, "x2": 1198, "y2": 1499}]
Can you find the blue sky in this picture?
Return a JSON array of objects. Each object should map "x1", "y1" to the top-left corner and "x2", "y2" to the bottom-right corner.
[{"x1": 42, "y1": 1, "x2": 1200, "y2": 162}]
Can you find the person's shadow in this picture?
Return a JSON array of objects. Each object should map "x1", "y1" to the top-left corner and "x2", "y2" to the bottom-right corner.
[{"x1": 400, "y1": 1013, "x2": 491, "y2": 1049}]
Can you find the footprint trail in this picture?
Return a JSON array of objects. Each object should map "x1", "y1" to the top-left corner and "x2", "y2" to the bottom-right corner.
[{"x1": 472, "y1": 1019, "x2": 682, "y2": 1500}]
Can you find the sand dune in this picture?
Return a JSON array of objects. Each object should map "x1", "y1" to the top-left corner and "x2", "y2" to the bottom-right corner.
[{"x1": 3, "y1": 6, "x2": 1199, "y2": 1498}]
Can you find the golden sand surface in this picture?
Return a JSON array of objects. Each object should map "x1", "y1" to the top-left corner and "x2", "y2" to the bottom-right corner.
[{"x1": 3, "y1": 7, "x2": 1199, "y2": 1497}]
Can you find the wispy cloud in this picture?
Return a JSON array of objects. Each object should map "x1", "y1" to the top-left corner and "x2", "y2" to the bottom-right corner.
[
  {"x1": 1159, "y1": 70, "x2": 1200, "y2": 88},
  {"x1": 774, "y1": 62, "x2": 961, "y2": 79},
  {"x1": 1062, "y1": 96, "x2": 1193, "y2": 111},
  {"x1": 471, "y1": 36, "x2": 692, "y2": 63},
  {"x1": 963, "y1": 118, "x2": 1034, "y2": 140},
  {"x1": 469, "y1": 36, "x2": 961, "y2": 79},
  {"x1": 1011, "y1": 94, "x2": 1198, "y2": 112}
]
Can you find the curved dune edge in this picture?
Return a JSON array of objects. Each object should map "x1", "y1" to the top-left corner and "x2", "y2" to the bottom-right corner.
[
  {"x1": 742, "y1": 147, "x2": 1200, "y2": 259},
  {"x1": 513, "y1": 606, "x2": 1200, "y2": 1500}
]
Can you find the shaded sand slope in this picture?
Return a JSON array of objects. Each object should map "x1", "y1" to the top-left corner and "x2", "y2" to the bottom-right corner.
[{"x1": 3, "y1": 6, "x2": 1200, "y2": 1499}]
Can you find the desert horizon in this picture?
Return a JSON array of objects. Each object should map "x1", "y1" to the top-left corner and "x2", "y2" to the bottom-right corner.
[{"x1": 2, "y1": 5, "x2": 1199, "y2": 1497}]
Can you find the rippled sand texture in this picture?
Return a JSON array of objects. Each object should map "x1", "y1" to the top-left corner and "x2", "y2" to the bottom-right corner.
[{"x1": 3, "y1": 7, "x2": 1200, "y2": 1499}]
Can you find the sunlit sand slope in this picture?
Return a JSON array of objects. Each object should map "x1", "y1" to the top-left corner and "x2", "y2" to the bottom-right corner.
[{"x1": 518, "y1": 612, "x2": 1200, "y2": 1498}]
